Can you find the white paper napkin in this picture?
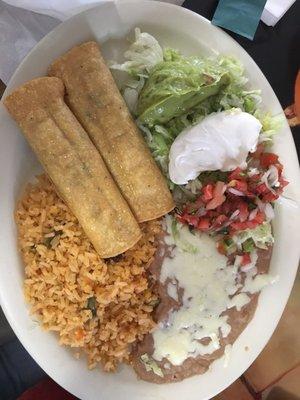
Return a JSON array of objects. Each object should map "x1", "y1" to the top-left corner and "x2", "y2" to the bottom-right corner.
[
  {"x1": 0, "y1": 0, "x2": 184, "y2": 84},
  {"x1": 261, "y1": 0, "x2": 296, "y2": 26}
]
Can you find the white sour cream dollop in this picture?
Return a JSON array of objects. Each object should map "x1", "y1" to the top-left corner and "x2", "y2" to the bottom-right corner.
[{"x1": 169, "y1": 109, "x2": 262, "y2": 185}]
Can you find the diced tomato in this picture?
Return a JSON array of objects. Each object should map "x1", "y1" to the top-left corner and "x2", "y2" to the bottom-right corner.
[
  {"x1": 234, "y1": 180, "x2": 248, "y2": 193},
  {"x1": 279, "y1": 178, "x2": 289, "y2": 189},
  {"x1": 255, "y1": 183, "x2": 269, "y2": 195},
  {"x1": 228, "y1": 179, "x2": 248, "y2": 192},
  {"x1": 275, "y1": 162, "x2": 283, "y2": 176},
  {"x1": 181, "y1": 213, "x2": 199, "y2": 227},
  {"x1": 260, "y1": 153, "x2": 279, "y2": 168},
  {"x1": 176, "y1": 214, "x2": 185, "y2": 224},
  {"x1": 205, "y1": 181, "x2": 227, "y2": 210},
  {"x1": 205, "y1": 210, "x2": 217, "y2": 219},
  {"x1": 177, "y1": 151, "x2": 287, "y2": 238},
  {"x1": 202, "y1": 184, "x2": 213, "y2": 202},
  {"x1": 206, "y1": 195, "x2": 226, "y2": 210},
  {"x1": 228, "y1": 167, "x2": 244, "y2": 181},
  {"x1": 231, "y1": 215, "x2": 262, "y2": 232},
  {"x1": 246, "y1": 220, "x2": 259, "y2": 229},
  {"x1": 230, "y1": 221, "x2": 249, "y2": 232},
  {"x1": 252, "y1": 143, "x2": 265, "y2": 159},
  {"x1": 245, "y1": 191, "x2": 256, "y2": 199},
  {"x1": 220, "y1": 199, "x2": 232, "y2": 215},
  {"x1": 247, "y1": 175, "x2": 262, "y2": 193},
  {"x1": 241, "y1": 253, "x2": 251, "y2": 266},
  {"x1": 250, "y1": 173, "x2": 262, "y2": 181},
  {"x1": 253, "y1": 211, "x2": 265, "y2": 224},
  {"x1": 237, "y1": 201, "x2": 249, "y2": 222},
  {"x1": 197, "y1": 218, "x2": 210, "y2": 230},
  {"x1": 213, "y1": 181, "x2": 226, "y2": 197},
  {"x1": 262, "y1": 192, "x2": 279, "y2": 202},
  {"x1": 214, "y1": 214, "x2": 228, "y2": 227}
]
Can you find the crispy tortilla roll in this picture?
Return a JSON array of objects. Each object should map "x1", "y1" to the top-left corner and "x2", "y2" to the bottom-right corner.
[
  {"x1": 4, "y1": 77, "x2": 142, "y2": 258},
  {"x1": 48, "y1": 42, "x2": 174, "y2": 222}
]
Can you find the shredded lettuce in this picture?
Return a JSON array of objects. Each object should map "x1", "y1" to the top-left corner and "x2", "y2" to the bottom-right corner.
[
  {"x1": 140, "y1": 354, "x2": 164, "y2": 377},
  {"x1": 171, "y1": 218, "x2": 180, "y2": 241},
  {"x1": 166, "y1": 215, "x2": 198, "y2": 254},
  {"x1": 232, "y1": 222, "x2": 274, "y2": 250},
  {"x1": 163, "y1": 48, "x2": 182, "y2": 62},
  {"x1": 110, "y1": 28, "x2": 163, "y2": 76},
  {"x1": 256, "y1": 112, "x2": 283, "y2": 143},
  {"x1": 137, "y1": 121, "x2": 171, "y2": 181}
]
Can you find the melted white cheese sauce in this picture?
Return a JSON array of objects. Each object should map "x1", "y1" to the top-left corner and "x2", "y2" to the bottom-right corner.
[
  {"x1": 243, "y1": 271, "x2": 278, "y2": 294},
  {"x1": 152, "y1": 217, "x2": 276, "y2": 366},
  {"x1": 168, "y1": 109, "x2": 262, "y2": 185},
  {"x1": 167, "y1": 282, "x2": 178, "y2": 302}
]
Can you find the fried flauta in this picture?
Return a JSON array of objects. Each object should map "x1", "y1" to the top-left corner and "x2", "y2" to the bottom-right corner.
[
  {"x1": 48, "y1": 42, "x2": 174, "y2": 222},
  {"x1": 4, "y1": 77, "x2": 142, "y2": 258}
]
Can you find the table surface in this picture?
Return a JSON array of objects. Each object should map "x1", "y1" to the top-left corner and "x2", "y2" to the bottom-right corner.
[{"x1": 0, "y1": 2, "x2": 299, "y2": 399}]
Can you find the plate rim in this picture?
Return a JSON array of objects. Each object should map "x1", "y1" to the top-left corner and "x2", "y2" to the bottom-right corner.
[{"x1": 0, "y1": 1, "x2": 299, "y2": 399}]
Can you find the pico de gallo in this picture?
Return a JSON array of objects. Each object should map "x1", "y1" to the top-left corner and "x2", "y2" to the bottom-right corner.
[{"x1": 176, "y1": 143, "x2": 288, "y2": 259}]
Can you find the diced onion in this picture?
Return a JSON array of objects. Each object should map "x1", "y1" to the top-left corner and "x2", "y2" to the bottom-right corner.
[
  {"x1": 248, "y1": 168, "x2": 259, "y2": 177},
  {"x1": 268, "y1": 165, "x2": 279, "y2": 187},
  {"x1": 248, "y1": 208, "x2": 258, "y2": 221},
  {"x1": 241, "y1": 263, "x2": 255, "y2": 272},
  {"x1": 234, "y1": 255, "x2": 243, "y2": 268},
  {"x1": 260, "y1": 165, "x2": 279, "y2": 193},
  {"x1": 264, "y1": 203, "x2": 275, "y2": 221},
  {"x1": 255, "y1": 197, "x2": 265, "y2": 212},
  {"x1": 228, "y1": 188, "x2": 244, "y2": 196},
  {"x1": 230, "y1": 210, "x2": 240, "y2": 220}
]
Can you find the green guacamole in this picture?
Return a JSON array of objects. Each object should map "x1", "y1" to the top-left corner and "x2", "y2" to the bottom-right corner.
[{"x1": 137, "y1": 57, "x2": 230, "y2": 126}]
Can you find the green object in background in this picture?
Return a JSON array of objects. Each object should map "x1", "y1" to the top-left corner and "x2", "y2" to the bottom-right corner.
[{"x1": 212, "y1": 0, "x2": 268, "y2": 40}]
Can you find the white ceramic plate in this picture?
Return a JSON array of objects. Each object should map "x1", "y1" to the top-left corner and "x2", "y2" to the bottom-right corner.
[{"x1": 0, "y1": 1, "x2": 300, "y2": 399}]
